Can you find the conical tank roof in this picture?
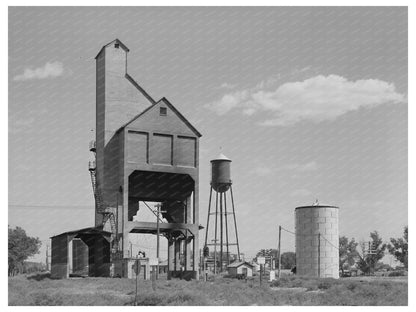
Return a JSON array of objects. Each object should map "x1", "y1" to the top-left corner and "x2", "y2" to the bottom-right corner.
[{"x1": 210, "y1": 153, "x2": 231, "y2": 162}]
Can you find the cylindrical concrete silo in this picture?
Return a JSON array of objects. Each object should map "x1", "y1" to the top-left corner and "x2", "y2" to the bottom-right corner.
[
  {"x1": 211, "y1": 153, "x2": 232, "y2": 193},
  {"x1": 295, "y1": 205, "x2": 339, "y2": 279}
]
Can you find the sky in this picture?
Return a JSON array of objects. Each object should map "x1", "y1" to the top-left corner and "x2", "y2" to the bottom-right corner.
[{"x1": 8, "y1": 6, "x2": 408, "y2": 264}]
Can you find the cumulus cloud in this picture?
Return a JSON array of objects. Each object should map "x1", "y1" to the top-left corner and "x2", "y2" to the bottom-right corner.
[
  {"x1": 14, "y1": 61, "x2": 64, "y2": 81},
  {"x1": 252, "y1": 161, "x2": 318, "y2": 176},
  {"x1": 206, "y1": 75, "x2": 405, "y2": 126}
]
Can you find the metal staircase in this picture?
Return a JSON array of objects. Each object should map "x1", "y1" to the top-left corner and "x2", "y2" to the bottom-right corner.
[{"x1": 89, "y1": 140, "x2": 118, "y2": 254}]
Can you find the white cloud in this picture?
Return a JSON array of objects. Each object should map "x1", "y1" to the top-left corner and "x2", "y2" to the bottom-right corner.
[
  {"x1": 13, "y1": 61, "x2": 64, "y2": 81},
  {"x1": 252, "y1": 161, "x2": 318, "y2": 176},
  {"x1": 206, "y1": 75, "x2": 405, "y2": 126},
  {"x1": 209, "y1": 90, "x2": 249, "y2": 115}
]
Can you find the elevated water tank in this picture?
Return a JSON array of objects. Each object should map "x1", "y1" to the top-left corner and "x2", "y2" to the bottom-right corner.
[
  {"x1": 210, "y1": 153, "x2": 232, "y2": 193},
  {"x1": 295, "y1": 204, "x2": 339, "y2": 279}
]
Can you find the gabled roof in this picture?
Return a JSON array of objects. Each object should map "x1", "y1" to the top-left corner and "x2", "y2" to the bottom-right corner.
[
  {"x1": 160, "y1": 97, "x2": 202, "y2": 138},
  {"x1": 227, "y1": 261, "x2": 254, "y2": 268},
  {"x1": 51, "y1": 226, "x2": 112, "y2": 238},
  {"x1": 95, "y1": 38, "x2": 130, "y2": 59},
  {"x1": 117, "y1": 97, "x2": 202, "y2": 137}
]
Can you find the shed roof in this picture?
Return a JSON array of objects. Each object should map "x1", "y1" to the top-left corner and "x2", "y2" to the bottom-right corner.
[
  {"x1": 227, "y1": 261, "x2": 254, "y2": 268},
  {"x1": 50, "y1": 226, "x2": 112, "y2": 239}
]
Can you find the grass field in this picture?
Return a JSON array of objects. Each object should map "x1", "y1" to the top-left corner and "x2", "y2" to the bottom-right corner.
[{"x1": 8, "y1": 273, "x2": 408, "y2": 306}]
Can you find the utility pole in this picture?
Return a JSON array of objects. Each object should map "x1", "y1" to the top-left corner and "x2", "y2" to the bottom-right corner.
[
  {"x1": 134, "y1": 257, "x2": 140, "y2": 305},
  {"x1": 318, "y1": 232, "x2": 321, "y2": 278},
  {"x1": 155, "y1": 203, "x2": 166, "y2": 279},
  {"x1": 278, "y1": 225, "x2": 281, "y2": 278},
  {"x1": 156, "y1": 203, "x2": 161, "y2": 279}
]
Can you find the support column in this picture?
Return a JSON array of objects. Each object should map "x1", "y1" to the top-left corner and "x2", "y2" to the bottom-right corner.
[
  {"x1": 167, "y1": 237, "x2": 174, "y2": 280},
  {"x1": 185, "y1": 236, "x2": 192, "y2": 272},
  {"x1": 122, "y1": 177, "x2": 129, "y2": 260},
  {"x1": 193, "y1": 236, "x2": 199, "y2": 279},
  {"x1": 68, "y1": 238, "x2": 73, "y2": 276},
  {"x1": 174, "y1": 239, "x2": 181, "y2": 272},
  {"x1": 186, "y1": 195, "x2": 192, "y2": 224},
  {"x1": 193, "y1": 185, "x2": 200, "y2": 280}
]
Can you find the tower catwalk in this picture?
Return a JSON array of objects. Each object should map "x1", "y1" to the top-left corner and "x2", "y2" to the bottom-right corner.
[{"x1": 204, "y1": 154, "x2": 240, "y2": 273}]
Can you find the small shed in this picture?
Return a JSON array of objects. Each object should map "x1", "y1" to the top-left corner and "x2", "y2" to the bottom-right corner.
[
  {"x1": 51, "y1": 227, "x2": 112, "y2": 279},
  {"x1": 227, "y1": 261, "x2": 254, "y2": 278}
]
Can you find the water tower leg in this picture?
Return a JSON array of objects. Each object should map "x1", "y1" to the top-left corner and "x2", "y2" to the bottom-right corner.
[
  {"x1": 204, "y1": 187, "x2": 213, "y2": 247},
  {"x1": 230, "y1": 185, "x2": 241, "y2": 261},
  {"x1": 224, "y1": 191, "x2": 230, "y2": 266},
  {"x1": 214, "y1": 191, "x2": 218, "y2": 274},
  {"x1": 219, "y1": 192, "x2": 223, "y2": 272}
]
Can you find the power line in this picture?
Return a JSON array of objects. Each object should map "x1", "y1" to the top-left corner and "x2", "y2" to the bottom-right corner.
[
  {"x1": 320, "y1": 234, "x2": 340, "y2": 250},
  {"x1": 281, "y1": 226, "x2": 295, "y2": 235},
  {"x1": 9, "y1": 204, "x2": 92, "y2": 210}
]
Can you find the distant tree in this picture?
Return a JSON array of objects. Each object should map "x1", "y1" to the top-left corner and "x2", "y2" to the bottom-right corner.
[
  {"x1": 387, "y1": 226, "x2": 408, "y2": 269},
  {"x1": 22, "y1": 261, "x2": 46, "y2": 274},
  {"x1": 256, "y1": 249, "x2": 278, "y2": 259},
  {"x1": 356, "y1": 231, "x2": 387, "y2": 275},
  {"x1": 280, "y1": 252, "x2": 296, "y2": 269},
  {"x1": 339, "y1": 236, "x2": 359, "y2": 275},
  {"x1": 8, "y1": 226, "x2": 41, "y2": 276}
]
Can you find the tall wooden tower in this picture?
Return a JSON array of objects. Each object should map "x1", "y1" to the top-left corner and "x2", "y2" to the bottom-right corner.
[{"x1": 91, "y1": 39, "x2": 202, "y2": 279}]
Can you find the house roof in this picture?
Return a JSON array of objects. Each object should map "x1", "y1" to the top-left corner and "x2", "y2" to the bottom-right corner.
[
  {"x1": 51, "y1": 226, "x2": 112, "y2": 238},
  {"x1": 227, "y1": 261, "x2": 254, "y2": 268},
  {"x1": 95, "y1": 38, "x2": 130, "y2": 59},
  {"x1": 117, "y1": 97, "x2": 202, "y2": 137}
]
